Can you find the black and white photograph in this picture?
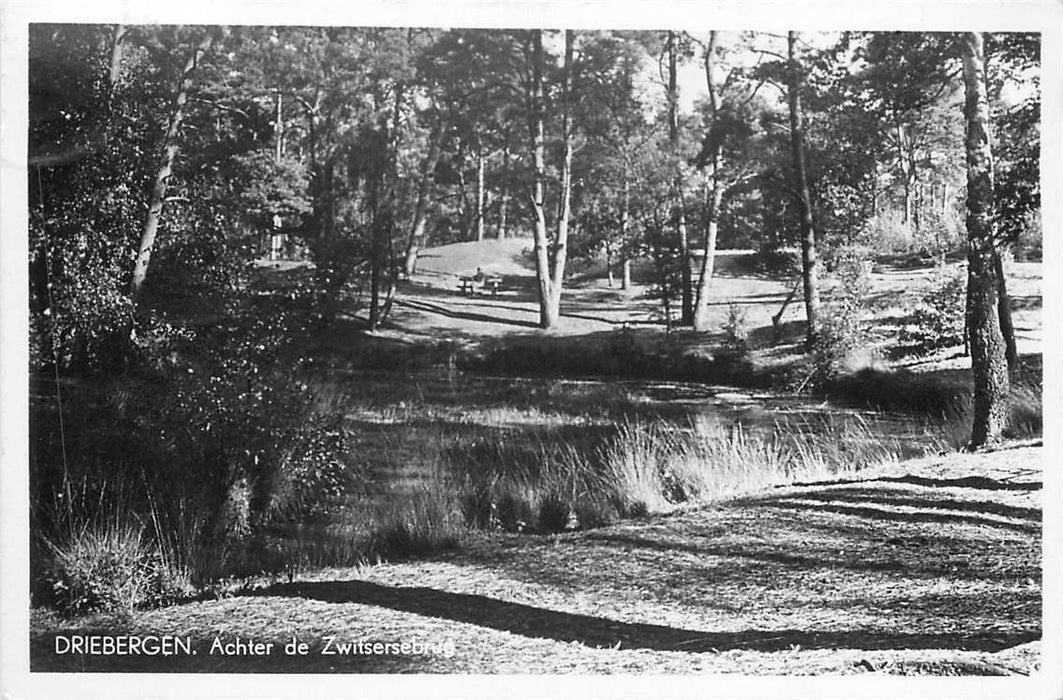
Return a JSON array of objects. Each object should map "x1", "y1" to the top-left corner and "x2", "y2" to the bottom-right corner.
[{"x1": 1, "y1": 1, "x2": 1060, "y2": 698}]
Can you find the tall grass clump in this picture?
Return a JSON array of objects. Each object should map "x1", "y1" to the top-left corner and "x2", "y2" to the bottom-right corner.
[
  {"x1": 44, "y1": 519, "x2": 152, "y2": 618},
  {"x1": 35, "y1": 472, "x2": 196, "y2": 617},
  {"x1": 368, "y1": 475, "x2": 467, "y2": 560},
  {"x1": 606, "y1": 414, "x2": 910, "y2": 508},
  {"x1": 447, "y1": 426, "x2": 628, "y2": 533},
  {"x1": 444, "y1": 413, "x2": 916, "y2": 535}
]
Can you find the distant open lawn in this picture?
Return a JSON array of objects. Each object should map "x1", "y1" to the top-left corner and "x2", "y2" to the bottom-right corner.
[{"x1": 31, "y1": 239, "x2": 1043, "y2": 675}]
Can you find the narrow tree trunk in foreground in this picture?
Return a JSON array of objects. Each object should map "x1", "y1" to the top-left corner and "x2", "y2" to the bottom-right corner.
[{"x1": 961, "y1": 31, "x2": 1010, "y2": 448}]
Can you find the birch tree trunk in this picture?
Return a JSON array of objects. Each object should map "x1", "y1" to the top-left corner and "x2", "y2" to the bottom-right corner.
[
  {"x1": 693, "y1": 31, "x2": 721, "y2": 332},
  {"x1": 547, "y1": 30, "x2": 576, "y2": 322},
  {"x1": 475, "y1": 153, "x2": 486, "y2": 241},
  {"x1": 129, "y1": 31, "x2": 214, "y2": 299}
]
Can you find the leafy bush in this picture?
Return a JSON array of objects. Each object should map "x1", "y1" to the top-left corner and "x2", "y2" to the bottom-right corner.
[
  {"x1": 917, "y1": 209, "x2": 966, "y2": 261},
  {"x1": 1012, "y1": 210, "x2": 1042, "y2": 262},
  {"x1": 857, "y1": 209, "x2": 964, "y2": 260},
  {"x1": 272, "y1": 417, "x2": 355, "y2": 522},
  {"x1": 809, "y1": 248, "x2": 872, "y2": 387},
  {"x1": 722, "y1": 302, "x2": 750, "y2": 355},
  {"x1": 900, "y1": 267, "x2": 967, "y2": 355}
]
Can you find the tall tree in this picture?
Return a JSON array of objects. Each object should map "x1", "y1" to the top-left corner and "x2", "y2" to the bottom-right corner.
[
  {"x1": 524, "y1": 29, "x2": 579, "y2": 329},
  {"x1": 130, "y1": 28, "x2": 218, "y2": 300},
  {"x1": 787, "y1": 31, "x2": 822, "y2": 345},
  {"x1": 960, "y1": 32, "x2": 1010, "y2": 447},
  {"x1": 666, "y1": 31, "x2": 694, "y2": 325}
]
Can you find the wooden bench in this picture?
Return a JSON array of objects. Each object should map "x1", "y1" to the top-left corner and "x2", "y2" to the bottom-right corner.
[{"x1": 458, "y1": 275, "x2": 502, "y2": 296}]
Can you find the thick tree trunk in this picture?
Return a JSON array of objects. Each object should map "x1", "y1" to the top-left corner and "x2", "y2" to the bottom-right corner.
[
  {"x1": 528, "y1": 31, "x2": 556, "y2": 329},
  {"x1": 693, "y1": 175, "x2": 722, "y2": 332},
  {"x1": 994, "y1": 253, "x2": 1019, "y2": 372},
  {"x1": 108, "y1": 24, "x2": 127, "y2": 88},
  {"x1": 404, "y1": 120, "x2": 443, "y2": 276},
  {"x1": 787, "y1": 31, "x2": 821, "y2": 345},
  {"x1": 961, "y1": 31, "x2": 1010, "y2": 448},
  {"x1": 130, "y1": 31, "x2": 213, "y2": 299}
]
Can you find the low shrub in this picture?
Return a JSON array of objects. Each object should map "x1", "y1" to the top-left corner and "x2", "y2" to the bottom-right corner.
[
  {"x1": 809, "y1": 247, "x2": 873, "y2": 388},
  {"x1": 722, "y1": 302, "x2": 750, "y2": 355},
  {"x1": 899, "y1": 267, "x2": 967, "y2": 356}
]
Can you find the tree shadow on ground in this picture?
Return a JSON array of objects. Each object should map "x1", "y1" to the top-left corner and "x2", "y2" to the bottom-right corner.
[
  {"x1": 758, "y1": 499, "x2": 1039, "y2": 534},
  {"x1": 253, "y1": 580, "x2": 1037, "y2": 654},
  {"x1": 788, "y1": 474, "x2": 1042, "y2": 492},
  {"x1": 394, "y1": 298, "x2": 541, "y2": 329},
  {"x1": 772, "y1": 486, "x2": 1041, "y2": 521}
]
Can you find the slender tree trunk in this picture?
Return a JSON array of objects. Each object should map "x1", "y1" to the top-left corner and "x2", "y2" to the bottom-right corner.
[
  {"x1": 693, "y1": 31, "x2": 721, "y2": 333},
  {"x1": 528, "y1": 31, "x2": 556, "y2": 328},
  {"x1": 787, "y1": 31, "x2": 821, "y2": 345},
  {"x1": 404, "y1": 120, "x2": 443, "y2": 276},
  {"x1": 667, "y1": 31, "x2": 693, "y2": 325},
  {"x1": 548, "y1": 30, "x2": 576, "y2": 322},
  {"x1": 275, "y1": 92, "x2": 284, "y2": 163},
  {"x1": 369, "y1": 82, "x2": 405, "y2": 331},
  {"x1": 130, "y1": 31, "x2": 214, "y2": 299},
  {"x1": 896, "y1": 121, "x2": 913, "y2": 226},
  {"x1": 961, "y1": 31, "x2": 1010, "y2": 448},
  {"x1": 496, "y1": 142, "x2": 510, "y2": 239},
  {"x1": 618, "y1": 162, "x2": 630, "y2": 290},
  {"x1": 606, "y1": 241, "x2": 615, "y2": 287},
  {"x1": 457, "y1": 155, "x2": 469, "y2": 239},
  {"x1": 475, "y1": 153, "x2": 486, "y2": 241}
]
